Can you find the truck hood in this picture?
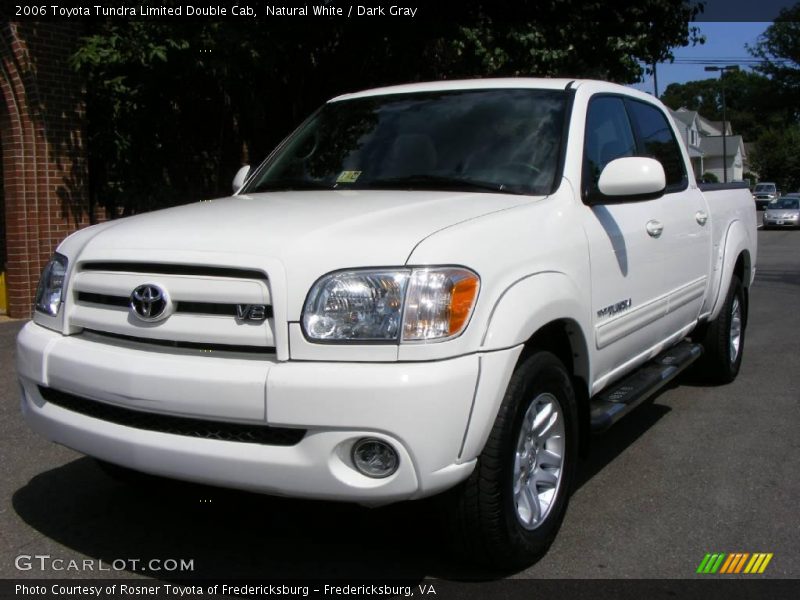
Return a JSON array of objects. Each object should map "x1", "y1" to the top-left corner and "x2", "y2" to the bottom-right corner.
[{"x1": 70, "y1": 189, "x2": 533, "y2": 319}]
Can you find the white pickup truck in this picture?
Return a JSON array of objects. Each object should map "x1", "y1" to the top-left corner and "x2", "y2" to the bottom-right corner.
[{"x1": 17, "y1": 79, "x2": 756, "y2": 567}]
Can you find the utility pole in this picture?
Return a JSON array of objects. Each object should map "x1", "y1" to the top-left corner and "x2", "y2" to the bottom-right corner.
[
  {"x1": 653, "y1": 62, "x2": 659, "y2": 98},
  {"x1": 704, "y1": 65, "x2": 740, "y2": 183}
]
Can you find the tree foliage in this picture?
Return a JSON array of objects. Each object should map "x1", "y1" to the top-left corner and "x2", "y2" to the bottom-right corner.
[
  {"x1": 661, "y1": 6, "x2": 800, "y2": 187},
  {"x1": 750, "y1": 126, "x2": 800, "y2": 191},
  {"x1": 742, "y1": 4, "x2": 800, "y2": 187},
  {"x1": 749, "y1": 3, "x2": 800, "y2": 114},
  {"x1": 71, "y1": 1, "x2": 704, "y2": 217},
  {"x1": 660, "y1": 71, "x2": 788, "y2": 142}
]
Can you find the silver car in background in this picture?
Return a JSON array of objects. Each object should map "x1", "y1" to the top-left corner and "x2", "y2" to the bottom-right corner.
[{"x1": 763, "y1": 195, "x2": 800, "y2": 228}]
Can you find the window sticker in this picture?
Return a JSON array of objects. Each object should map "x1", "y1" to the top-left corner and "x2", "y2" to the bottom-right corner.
[{"x1": 336, "y1": 170, "x2": 362, "y2": 183}]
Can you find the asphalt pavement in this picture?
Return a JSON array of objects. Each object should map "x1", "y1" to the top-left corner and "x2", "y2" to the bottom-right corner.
[{"x1": 0, "y1": 223, "x2": 798, "y2": 583}]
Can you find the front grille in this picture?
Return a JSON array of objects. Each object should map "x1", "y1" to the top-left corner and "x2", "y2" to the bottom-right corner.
[
  {"x1": 39, "y1": 386, "x2": 305, "y2": 446},
  {"x1": 82, "y1": 329, "x2": 276, "y2": 354},
  {"x1": 81, "y1": 262, "x2": 266, "y2": 280},
  {"x1": 69, "y1": 265, "x2": 276, "y2": 349},
  {"x1": 77, "y1": 292, "x2": 274, "y2": 319},
  {"x1": 77, "y1": 292, "x2": 129, "y2": 308}
]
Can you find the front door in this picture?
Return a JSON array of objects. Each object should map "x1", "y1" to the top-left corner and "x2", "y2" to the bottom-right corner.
[{"x1": 580, "y1": 95, "x2": 709, "y2": 390}]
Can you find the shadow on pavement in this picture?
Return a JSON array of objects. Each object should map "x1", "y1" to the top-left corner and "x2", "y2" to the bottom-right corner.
[
  {"x1": 12, "y1": 392, "x2": 675, "y2": 581},
  {"x1": 13, "y1": 457, "x2": 456, "y2": 580},
  {"x1": 753, "y1": 267, "x2": 800, "y2": 289},
  {"x1": 574, "y1": 399, "x2": 671, "y2": 492}
]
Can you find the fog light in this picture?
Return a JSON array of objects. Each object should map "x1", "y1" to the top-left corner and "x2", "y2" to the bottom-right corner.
[{"x1": 352, "y1": 438, "x2": 399, "y2": 478}]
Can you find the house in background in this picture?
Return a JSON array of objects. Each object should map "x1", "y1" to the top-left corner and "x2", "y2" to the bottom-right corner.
[
  {"x1": 668, "y1": 107, "x2": 746, "y2": 183},
  {"x1": 743, "y1": 143, "x2": 757, "y2": 182},
  {"x1": 699, "y1": 135, "x2": 745, "y2": 182},
  {"x1": 669, "y1": 109, "x2": 705, "y2": 176}
]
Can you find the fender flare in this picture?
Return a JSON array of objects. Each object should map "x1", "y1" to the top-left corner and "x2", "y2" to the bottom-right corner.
[
  {"x1": 709, "y1": 220, "x2": 753, "y2": 322},
  {"x1": 459, "y1": 272, "x2": 591, "y2": 461},
  {"x1": 481, "y1": 271, "x2": 590, "y2": 376}
]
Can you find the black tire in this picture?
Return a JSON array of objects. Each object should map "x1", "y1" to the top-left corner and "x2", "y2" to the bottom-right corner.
[
  {"x1": 696, "y1": 275, "x2": 746, "y2": 384},
  {"x1": 447, "y1": 351, "x2": 578, "y2": 570}
]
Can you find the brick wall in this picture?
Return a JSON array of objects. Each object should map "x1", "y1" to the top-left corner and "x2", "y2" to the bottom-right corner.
[
  {"x1": 0, "y1": 22, "x2": 96, "y2": 318},
  {"x1": 0, "y1": 103, "x2": 5, "y2": 272}
]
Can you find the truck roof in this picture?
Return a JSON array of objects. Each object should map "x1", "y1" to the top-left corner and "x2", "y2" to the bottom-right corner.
[{"x1": 329, "y1": 78, "x2": 638, "y2": 102}]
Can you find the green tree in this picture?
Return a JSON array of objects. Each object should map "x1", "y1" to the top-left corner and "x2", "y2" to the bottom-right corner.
[
  {"x1": 745, "y1": 3, "x2": 800, "y2": 186},
  {"x1": 749, "y1": 126, "x2": 800, "y2": 192},
  {"x1": 749, "y1": 2, "x2": 800, "y2": 118},
  {"x1": 660, "y1": 71, "x2": 787, "y2": 142},
  {"x1": 71, "y1": 1, "x2": 705, "y2": 217}
]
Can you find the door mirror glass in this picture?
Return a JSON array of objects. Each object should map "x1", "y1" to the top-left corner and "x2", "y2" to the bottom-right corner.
[{"x1": 232, "y1": 165, "x2": 251, "y2": 194}]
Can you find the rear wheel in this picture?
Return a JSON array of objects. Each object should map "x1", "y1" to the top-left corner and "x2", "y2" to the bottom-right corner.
[
  {"x1": 448, "y1": 351, "x2": 578, "y2": 569},
  {"x1": 696, "y1": 275, "x2": 746, "y2": 384}
]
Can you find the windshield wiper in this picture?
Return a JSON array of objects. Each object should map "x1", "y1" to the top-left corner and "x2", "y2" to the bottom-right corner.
[
  {"x1": 248, "y1": 180, "x2": 335, "y2": 193},
  {"x1": 363, "y1": 175, "x2": 523, "y2": 195}
]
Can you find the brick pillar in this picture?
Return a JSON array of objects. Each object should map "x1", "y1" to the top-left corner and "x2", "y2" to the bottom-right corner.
[
  {"x1": 0, "y1": 99, "x2": 6, "y2": 313},
  {"x1": 0, "y1": 100, "x2": 5, "y2": 271},
  {"x1": 0, "y1": 22, "x2": 95, "y2": 318}
]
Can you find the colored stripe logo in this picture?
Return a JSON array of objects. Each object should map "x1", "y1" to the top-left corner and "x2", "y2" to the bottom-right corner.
[{"x1": 697, "y1": 553, "x2": 773, "y2": 574}]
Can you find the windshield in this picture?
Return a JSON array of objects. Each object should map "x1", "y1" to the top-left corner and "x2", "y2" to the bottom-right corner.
[
  {"x1": 754, "y1": 184, "x2": 776, "y2": 193},
  {"x1": 243, "y1": 89, "x2": 567, "y2": 196},
  {"x1": 768, "y1": 198, "x2": 799, "y2": 209}
]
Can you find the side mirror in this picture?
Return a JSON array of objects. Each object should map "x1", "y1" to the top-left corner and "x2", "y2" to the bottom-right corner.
[
  {"x1": 232, "y1": 165, "x2": 251, "y2": 194},
  {"x1": 595, "y1": 157, "x2": 665, "y2": 202}
]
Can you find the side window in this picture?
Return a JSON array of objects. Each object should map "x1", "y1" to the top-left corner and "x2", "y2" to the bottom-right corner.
[
  {"x1": 625, "y1": 99, "x2": 687, "y2": 191},
  {"x1": 583, "y1": 97, "x2": 637, "y2": 199}
]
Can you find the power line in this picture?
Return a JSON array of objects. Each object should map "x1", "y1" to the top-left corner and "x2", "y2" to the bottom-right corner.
[
  {"x1": 670, "y1": 59, "x2": 790, "y2": 63},
  {"x1": 662, "y1": 60, "x2": 793, "y2": 67},
  {"x1": 666, "y1": 56, "x2": 793, "y2": 63}
]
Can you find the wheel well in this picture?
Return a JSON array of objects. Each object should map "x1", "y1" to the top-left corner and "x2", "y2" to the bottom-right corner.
[
  {"x1": 733, "y1": 251, "x2": 751, "y2": 327},
  {"x1": 733, "y1": 251, "x2": 749, "y2": 287},
  {"x1": 517, "y1": 320, "x2": 590, "y2": 456}
]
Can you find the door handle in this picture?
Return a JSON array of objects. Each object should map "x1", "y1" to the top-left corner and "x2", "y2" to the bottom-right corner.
[
  {"x1": 646, "y1": 220, "x2": 663, "y2": 238},
  {"x1": 695, "y1": 210, "x2": 708, "y2": 226}
]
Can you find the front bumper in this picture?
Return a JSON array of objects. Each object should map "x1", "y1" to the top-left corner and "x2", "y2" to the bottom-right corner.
[
  {"x1": 763, "y1": 216, "x2": 799, "y2": 228},
  {"x1": 16, "y1": 322, "x2": 507, "y2": 504}
]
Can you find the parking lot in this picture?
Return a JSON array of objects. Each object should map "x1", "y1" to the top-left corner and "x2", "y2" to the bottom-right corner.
[{"x1": 0, "y1": 223, "x2": 798, "y2": 582}]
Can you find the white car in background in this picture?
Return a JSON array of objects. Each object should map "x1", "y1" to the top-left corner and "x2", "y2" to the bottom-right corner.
[{"x1": 753, "y1": 182, "x2": 779, "y2": 210}]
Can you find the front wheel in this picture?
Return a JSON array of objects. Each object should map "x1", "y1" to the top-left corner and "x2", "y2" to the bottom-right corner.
[{"x1": 447, "y1": 351, "x2": 578, "y2": 569}]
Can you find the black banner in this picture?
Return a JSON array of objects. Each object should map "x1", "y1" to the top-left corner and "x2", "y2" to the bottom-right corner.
[{"x1": 2, "y1": 579, "x2": 800, "y2": 600}]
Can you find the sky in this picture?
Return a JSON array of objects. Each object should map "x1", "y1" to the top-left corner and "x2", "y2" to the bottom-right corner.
[{"x1": 631, "y1": 22, "x2": 771, "y2": 97}]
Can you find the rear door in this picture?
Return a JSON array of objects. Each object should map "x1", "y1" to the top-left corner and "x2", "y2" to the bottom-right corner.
[{"x1": 624, "y1": 99, "x2": 711, "y2": 342}]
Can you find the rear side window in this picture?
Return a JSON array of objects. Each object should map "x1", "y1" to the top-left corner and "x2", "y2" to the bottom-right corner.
[{"x1": 625, "y1": 99, "x2": 687, "y2": 190}]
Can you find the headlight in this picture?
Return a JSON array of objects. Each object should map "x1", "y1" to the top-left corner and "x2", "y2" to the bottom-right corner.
[
  {"x1": 303, "y1": 270, "x2": 409, "y2": 341},
  {"x1": 34, "y1": 253, "x2": 68, "y2": 316},
  {"x1": 302, "y1": 267, "x2": 480, "y2": 343}
]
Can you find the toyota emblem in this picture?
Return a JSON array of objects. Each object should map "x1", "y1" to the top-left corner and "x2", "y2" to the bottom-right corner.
[{"x1": 130, "y1": 284, "x2": 171, "y2": 322}]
